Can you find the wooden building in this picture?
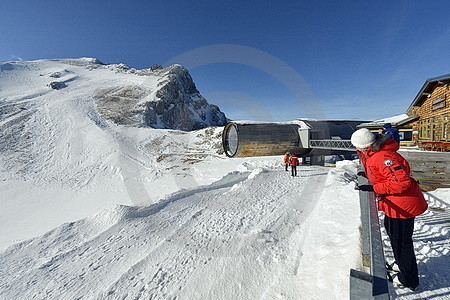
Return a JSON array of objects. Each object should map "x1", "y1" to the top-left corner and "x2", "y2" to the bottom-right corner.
[
  {"x1": 407, "y1": 73, "x2": 450, "y2": 151},
  {"x1": 358, "y1": 74, "x2": 450, "y2": 151}
]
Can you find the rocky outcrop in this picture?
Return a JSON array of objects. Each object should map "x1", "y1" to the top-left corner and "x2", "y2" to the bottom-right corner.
[
  {"x1": 144, "y1": 65, "x2": 227, "y2": 131},
  {"x1": 94, "y1": 64, "x2": 227, "y2": 131},
  {"x1": 48, "y1": 81, "x2": 67, "y2": 90}
]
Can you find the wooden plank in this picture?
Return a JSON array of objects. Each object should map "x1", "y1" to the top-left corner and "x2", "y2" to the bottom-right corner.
[
  {"x1": 400, "y1": 151, "x2": 450, "y2": 162},
  {"x1": 399, "y1": 151, "x2": 450, "y2": 190}
]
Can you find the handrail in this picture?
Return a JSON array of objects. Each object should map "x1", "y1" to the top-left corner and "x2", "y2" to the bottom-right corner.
[
  {"x1": 349, "y1": 167, "x2": 390, "y2": 299},
  {"x1": 309, "y1": 139, "x2": 355, "y2": 151}
]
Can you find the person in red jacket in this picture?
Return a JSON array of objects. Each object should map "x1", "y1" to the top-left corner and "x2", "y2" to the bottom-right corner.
[
  {"x1": 351, "y1": 128, "x2": 428, "y2": 291},
  {"x1": 289, "y1": 154, "x2": 299, "y2": 177}
]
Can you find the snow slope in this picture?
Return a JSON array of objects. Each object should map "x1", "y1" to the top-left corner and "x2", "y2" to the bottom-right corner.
[
  {"x1": 1, "y1": 160, "x2": 448, "y2": 299},
  {"x1": 0, "y1": 58, "x2": 229, "y2": 249},
  {"x1": 0, "y1": 161, "x2": 362, "y2": 299}
]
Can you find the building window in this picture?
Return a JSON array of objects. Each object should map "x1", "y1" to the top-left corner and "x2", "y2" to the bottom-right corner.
[
  {"x1": 444, "y1": 122, "x2": 449, "y2": 141},
  {"x1": 420, "y1": 119, "x2": 432, "y2": 139},
  {"x1": 432, "y1": 95, "x2": 446, "y2": 111},
  {"x1": 419, "y1": 121, "x2": 423, "y2": 138},
  {"x1": 420, "y1": 121, "x2": 425, "y2": 139},
  {"x1": 399, "y1": 131, "x2": 412, "y2": 141},
  {"x1": 433, "y1": 124, "x2": 441, "y2": 141},
  {"x1": 427, "y1": 119, "x2": 432, "y2": 139},
  {"x1": 443, "y1": 115, "x2": 450, "y2": 141}
]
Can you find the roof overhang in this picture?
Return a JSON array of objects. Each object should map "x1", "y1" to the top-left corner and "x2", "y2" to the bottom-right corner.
[
  {"x1": 407, "y1": 73, "x2": 450, "y2": 112},
  {"x1": 357, "y1": 114, "x2": 419, "y2": 128}
]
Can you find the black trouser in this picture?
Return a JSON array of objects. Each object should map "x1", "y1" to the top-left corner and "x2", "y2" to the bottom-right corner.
[
  {"x1": 285, "y1": 164, "x2": 289, "y2": 171},
  {"x1": 384, "y1": 215, "x2": 419, "y2": 288},
  {"x1": 291, "y1": 166, "x2": 297, "y2": 177}
]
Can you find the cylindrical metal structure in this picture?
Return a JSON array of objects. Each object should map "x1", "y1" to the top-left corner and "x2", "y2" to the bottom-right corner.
[
  {"x1": 222, "y1": 122, "x2": 312, "y2": 157},
  {"x1": 222, "y1": 120, "x2": 369, "y2": 158},
  {"x1": 302, "y1": 120, "x2": 363, "y2": 140}
]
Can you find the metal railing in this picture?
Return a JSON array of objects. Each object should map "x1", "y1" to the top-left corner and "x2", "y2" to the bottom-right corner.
[
  {"x1": 349, "y1": 168, "x2": 390, "y2": 299},
  {"x1": 309, "y1": 139, "x2": 355, "y2": 151}
]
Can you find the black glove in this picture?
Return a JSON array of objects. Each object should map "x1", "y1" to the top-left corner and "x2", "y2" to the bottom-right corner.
[
  {"x1": 357, "y1": 171, "x2": 367, "y2": 178},
  {"x1": 355, "y1": 184, "x2": 374, "y2": 192}
]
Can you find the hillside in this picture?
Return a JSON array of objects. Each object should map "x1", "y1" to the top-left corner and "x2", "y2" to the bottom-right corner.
[{"x1": 0, "y1": 58, "x2": 228, "y2": 248}]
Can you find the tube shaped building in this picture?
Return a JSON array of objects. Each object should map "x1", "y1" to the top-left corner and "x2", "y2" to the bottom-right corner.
[{"x1": 222, "y1": 120, "x2": 365, "y2": 158}]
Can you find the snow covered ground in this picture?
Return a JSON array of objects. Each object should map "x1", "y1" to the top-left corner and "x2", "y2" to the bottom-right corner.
[
  {"x1": 383, "y1": 188, "x2": 450, "y2": 299},
  {"x1": 0, "y1": 159, "x2": 449, "y2": 299},
  {"x1": 0, "y1": 159, "x2": 360, "y2": 299},
  {"x1": 1, "y1": 58, "x2": 449, "y2": 299}
]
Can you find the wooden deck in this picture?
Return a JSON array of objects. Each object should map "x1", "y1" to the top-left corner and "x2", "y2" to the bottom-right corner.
[{"x1": 399, "y1": 150, "x2": 450, "y2": 191}]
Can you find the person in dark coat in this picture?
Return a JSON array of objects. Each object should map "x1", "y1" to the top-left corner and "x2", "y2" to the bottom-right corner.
[
  {"x1": 382, "y1": 123, "x2": 401, "y2": 143},
  {"x1": 351, "y1": 128, "x2": 428, "y2": 291}
]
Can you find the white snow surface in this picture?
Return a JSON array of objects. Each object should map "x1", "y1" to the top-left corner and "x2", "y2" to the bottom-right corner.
[
  {"x1": 0, "y1": 58, "x2": 449, "y2": 299},
  {"x1": 358, "y1": 113, "x2": 412, "y2": 127},
  {"x1": 232, "y1": 120, "x2": 311, "y2": 129}
]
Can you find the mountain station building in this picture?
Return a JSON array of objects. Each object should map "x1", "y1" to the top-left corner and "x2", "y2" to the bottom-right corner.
[{"x1": 359, "y1": 73, "x2": 450, "y2": 151}]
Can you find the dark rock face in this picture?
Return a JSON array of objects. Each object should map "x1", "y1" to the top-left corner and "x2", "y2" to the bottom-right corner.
[
  {"x1": 143, "y1": 65, "x2": 227, "y2": 131},
  {"x1": 93, "y1": 64, "x2": 227, "y2": 131},
  {"x1": 48, "y1": 81, "x2": 67, "y2": 90}
]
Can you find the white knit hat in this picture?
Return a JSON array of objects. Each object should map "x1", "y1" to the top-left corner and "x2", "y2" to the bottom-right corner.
[{"x1": 351, "y1": 128, "x2": 375, "y2": 149}]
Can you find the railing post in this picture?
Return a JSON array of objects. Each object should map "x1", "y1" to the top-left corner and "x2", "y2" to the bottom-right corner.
[
  {"x1": 368, "y1": 191, "x2": 389, "y2": 298},
  {"x1": 350, "y1": 269, "x2": 373, "y2": 298},
  {"x1": 359, "y1": 172, "x2": 371, "y2": 268},
  {"x1": 350, "y1": 166, "x2": 390, "y2": 299}
]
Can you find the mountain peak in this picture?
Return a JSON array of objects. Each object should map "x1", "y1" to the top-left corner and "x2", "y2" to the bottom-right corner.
[
  {"x1": 1, "y1": 58, "x2": 227, "y2": 131},
  {"x1": 142, "y1": 65, "x2": 226, "y2": 130},
  {"x1": 94, "y1": 62, "x2": 227, "y2": 131},
  {"x1": 75, "y1": 61, "x2": 227, "y2": 131},
  {"x1": 50, "y1": 57, "x2": 105, "y2": 66}
]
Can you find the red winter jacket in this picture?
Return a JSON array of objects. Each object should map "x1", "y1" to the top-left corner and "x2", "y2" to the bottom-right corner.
[
  {"x1": 290, "y1": 156, "x2": 299, "y2": 166},
  {"x1": 357, "y1": 135, "x2": 428, "y2": 219}
]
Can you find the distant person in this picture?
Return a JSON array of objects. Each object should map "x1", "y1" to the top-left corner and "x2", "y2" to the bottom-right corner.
[
  {"x1": 382, "y1": 123, "x2": 401, "y2": 144},
  {"x1": 283, "y1": 152, "x2": 291, "y2": 171},
  {"x1": 290, "y1": 154, "x2": 299, "y2": 177},
  {"x1": 351, "y1": 128, "x2": 428, "y2": 291}
]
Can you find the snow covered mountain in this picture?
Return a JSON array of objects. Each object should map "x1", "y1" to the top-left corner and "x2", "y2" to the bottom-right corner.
[
  {"x1": 1, "y1": 58, "x2": 226, "y2": 131},
  {"x1": 0, "y1": 59, "x2": 362, "y2": 298},
  {"x1": 0, "y1": 58, "x2": 229, "y2": 248}
]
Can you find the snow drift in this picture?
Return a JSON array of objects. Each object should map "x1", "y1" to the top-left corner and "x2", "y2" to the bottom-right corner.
[{"x1": 0, "y1": 160, "x2": 363, "y2": 299}]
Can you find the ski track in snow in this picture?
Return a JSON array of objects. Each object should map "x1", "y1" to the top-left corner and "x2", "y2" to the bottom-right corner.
[{"x1": 0, "y1": 167, "x2": 328, "y2": 299}]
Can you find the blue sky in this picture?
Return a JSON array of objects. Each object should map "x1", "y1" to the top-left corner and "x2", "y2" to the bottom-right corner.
[{"x1": 1, "y1": 0, "x2": 450, "y2": 121}]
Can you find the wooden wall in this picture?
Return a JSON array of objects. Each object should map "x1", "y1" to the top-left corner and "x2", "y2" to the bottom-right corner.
[
  {"x1": 408, "y1": 83, "x2": 450, "y2": 150},
  {"x1": 400, "y1": 150, "x2": 450, "y2": 191}
]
